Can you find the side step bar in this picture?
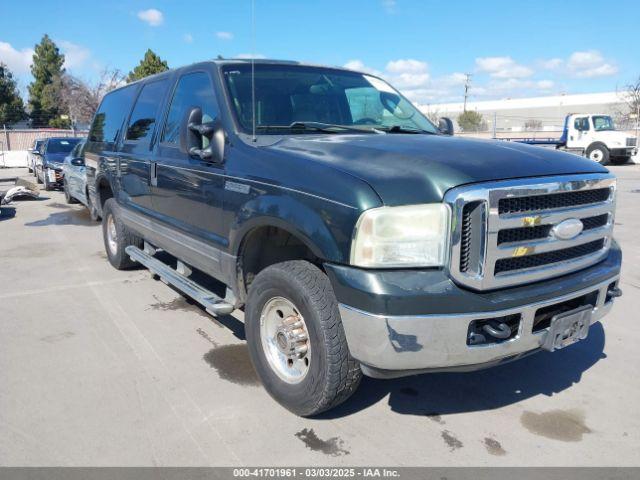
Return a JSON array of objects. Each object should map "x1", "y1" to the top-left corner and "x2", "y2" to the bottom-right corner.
[{"x1": 125, "y1": 245, "x2": 235, "y2": 317}]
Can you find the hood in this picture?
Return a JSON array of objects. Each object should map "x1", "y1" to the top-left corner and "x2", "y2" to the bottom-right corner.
[
  {"x1": 266, "y1": 134, "x2": 608, "y2": 205},
  {"x1": 43, "y1": 153, "x2": 67, "y2": 166},
  {"x1": 593, "y1": 130, "x2": 633, "y2": 144}
]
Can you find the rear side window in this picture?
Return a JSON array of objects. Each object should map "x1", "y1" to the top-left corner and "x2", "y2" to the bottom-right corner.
[
  {"x1": 162, "y1": 72, "x2": 218, "y2": 145},
  {"x1": 126, "y1": 79, "x2": 169, "y2": 145},
  {"x1": 88, "y1": 85, "x2": 137, "y2": 147}
]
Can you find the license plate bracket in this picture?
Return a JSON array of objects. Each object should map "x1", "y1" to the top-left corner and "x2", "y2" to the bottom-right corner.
[{"x1": 541, "y1": 305, "x2": 592, "y2": 352}]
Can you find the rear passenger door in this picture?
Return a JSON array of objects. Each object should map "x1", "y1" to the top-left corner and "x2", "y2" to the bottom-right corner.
[
  {"x1": 152, "y1": 70, "x2": 226, "y2": 248},
  {"x1": 119, "y1": 78, "x2": 170, "y2": 214}
]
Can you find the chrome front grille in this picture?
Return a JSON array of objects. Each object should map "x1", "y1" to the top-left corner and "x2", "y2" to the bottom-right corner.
[{"x1": 445, "y1": 173, "x2": 616, "y2": 290}]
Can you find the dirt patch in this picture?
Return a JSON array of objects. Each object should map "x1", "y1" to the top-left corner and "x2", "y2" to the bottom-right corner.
[
  {"x1": 521, "y1": 409, "x2": 591, "y2": 442},
  {"x1": 295, "y1": 428, "x2": 350, "y2": 457},
  {"x1": 441, "y1": 430, "x2": 463, "y2": 451},
  {"x1": 203, "y1": 344, "x2": 260, "y2": 386},
  {"x1": 483, "y1": 437, "x2": 506, "y2": 456},
  {"x1": 196, "y1": 328, "x2": 218, "y2": 347}
]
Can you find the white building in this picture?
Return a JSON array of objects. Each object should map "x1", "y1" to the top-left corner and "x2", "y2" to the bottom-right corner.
[{"x1": 421, "y1": 91, "x2": 628, "y2": 132}]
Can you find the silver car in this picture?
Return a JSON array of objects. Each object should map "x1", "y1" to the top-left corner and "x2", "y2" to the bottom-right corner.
[{"x1": 62, "y1": 140, "x2": 88, "y2": 206}]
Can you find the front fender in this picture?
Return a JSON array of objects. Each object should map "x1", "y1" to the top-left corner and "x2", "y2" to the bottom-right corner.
[{"x1": 228, "y1": 193, "x2": 362, "y2": 263}]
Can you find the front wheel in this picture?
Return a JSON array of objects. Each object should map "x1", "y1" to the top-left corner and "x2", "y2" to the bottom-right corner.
[
  {"x1": 245, "y1": 260, "x2": 362, "y2": 416},
  {"x1": 101, "y1": 198, "x2": 142, "y2": 269},
  {"x1": 586, "y1": 143, "x2": 610, "y2": 165},
  {"x1": 63, "y1": 179, "x2": 77, "y2": 204}
]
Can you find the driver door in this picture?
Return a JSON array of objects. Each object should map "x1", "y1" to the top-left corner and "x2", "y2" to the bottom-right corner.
[{"x1": 151, "y1": 69, "x2": 226, "y2": 249}]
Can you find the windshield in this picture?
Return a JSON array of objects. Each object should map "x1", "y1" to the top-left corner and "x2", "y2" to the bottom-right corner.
[
  {"x1": 46, "y1": 138, "x2": 81, "y2": 154},
  {"x1": 592, "y1": 115, "x2": 615, "y2": 131},
  {"x1": 222, "y1": 64, "x2": 438, "y2": 134}
]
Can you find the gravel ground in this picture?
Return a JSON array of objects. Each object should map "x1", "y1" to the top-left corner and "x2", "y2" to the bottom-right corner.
[{"x1": 0, "y1": 165, "x2": 638, "y2": 466}]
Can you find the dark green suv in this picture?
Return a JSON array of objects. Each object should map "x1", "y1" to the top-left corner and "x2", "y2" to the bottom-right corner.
[{"x1": 84, "y1": 59, "x2": 622, "y2": 416}]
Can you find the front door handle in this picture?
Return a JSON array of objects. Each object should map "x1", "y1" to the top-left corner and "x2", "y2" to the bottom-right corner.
[{"x1": 150, "y1": 161, "x2": 158, "y2": 187}]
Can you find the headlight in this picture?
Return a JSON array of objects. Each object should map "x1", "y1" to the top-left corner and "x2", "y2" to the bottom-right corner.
[{"x1": 350, "y1": 203, "x2": 450, "y2": 268}]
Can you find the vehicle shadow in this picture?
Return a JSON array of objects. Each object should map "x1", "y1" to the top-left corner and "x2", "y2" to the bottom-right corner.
[
  {"x1": 24, "y1": 206, "x2": 96, "y2": 227},
  {"x1": 320, "y1": 322, "x2": 606, "y2": 419}
]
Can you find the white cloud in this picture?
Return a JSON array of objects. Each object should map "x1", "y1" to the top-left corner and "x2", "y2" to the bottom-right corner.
[
  {"x1": 216, "y1": 31, "x2": 234, "y2": 40},
  {"x1": 137, "y1": 8, "x2": 164, "y2": 27},
  {"x1": 58, "y1": 40, "x2": 90, "y2": 69},
  {"x1": 236, "y1": 53, "x2": 266, "y2": 59},
  {"x1": 536, "y1": 79, "x2": 554, "y2": 89},
  {"x1": 386, "y1": 59, "x2": 427, "y2": 74},
  {"x1": 184, "y1": 33, "x2": 193, "y2": 43},
  {"x1": 476, "y1": 56, "x2": 533, "y2": 78},
  {"x1": 382, "y1": 0, "x2": 396, "y2": 13},
  {"x1": 541, "y1": 58, "x2": 563, "y2": 70},
  {"x1": 343, "y1": 60, "x2": 381, "y2": 76},
  {"x1": 567, "y1": 50, "x2": 617, "y2": 77},
  {"x1": 0, "y1": 41, "x2": 34, "y2": 74}
]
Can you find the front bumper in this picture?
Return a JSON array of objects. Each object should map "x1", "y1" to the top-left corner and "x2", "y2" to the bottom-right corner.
[
  {"x1": 327, "y1": 244, "x2": 621, "y2": 377},
  {"x1": 610, "y1": 147, "x2": 637, "y2": 157}
]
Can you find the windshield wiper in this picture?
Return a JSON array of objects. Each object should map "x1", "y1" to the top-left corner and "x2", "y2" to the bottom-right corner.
[
  {"x1": 374, "y1": 125, "x2": 435, "y2": 134},
  {"x1": 256, "y1": 121, "x2": 375, "y2": 134}
]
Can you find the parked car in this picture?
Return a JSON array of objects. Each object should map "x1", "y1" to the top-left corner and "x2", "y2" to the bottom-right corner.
[
  {"x1": 62, "y1": 140, "x2": 88, "y2": 205},
  {"x1": 35, "y1": 137, "x2": 83, "y2": 190},
  {"x1": 27, "y1": 139, "x2": 45, "y2": 173},
  {"x1": 85, "y1": 60, "x2": 622, "y2": 416}
]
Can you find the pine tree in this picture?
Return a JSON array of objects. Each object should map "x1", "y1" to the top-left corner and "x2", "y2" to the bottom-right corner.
[
  {"x1": 0, "y1": 63, "x2": 26, "y2": 126},
  {"x1": 127, "y1": 49, "x2": 169, "y2": 83},
  {"x1": 28, "y1": 34, "x2": 66, "y2": 127}
]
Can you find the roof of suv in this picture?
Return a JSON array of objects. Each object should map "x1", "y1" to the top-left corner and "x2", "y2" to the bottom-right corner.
[{"x1": 119, "y1": 59, "x2": 363, "y2": 89}]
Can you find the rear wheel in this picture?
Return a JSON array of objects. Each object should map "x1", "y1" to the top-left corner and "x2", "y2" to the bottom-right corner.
[
  {"x1": 101, "y1": 198, "x2": 142, "y2": 269},
  {"x1": 245, "y1": 260, "x2": 362, "y2": 416},
  {"x1": 586, "y1": 143, "x2": 610, "y2": 165}
]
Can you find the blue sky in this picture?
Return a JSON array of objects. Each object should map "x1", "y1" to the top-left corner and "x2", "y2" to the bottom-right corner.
[{"x1": 1, "y1": 0, "x2": 637, "y2": 105}]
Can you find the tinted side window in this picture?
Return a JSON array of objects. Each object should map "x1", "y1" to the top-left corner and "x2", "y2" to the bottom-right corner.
[
  {"x1": 162, "y1": 72, "x2": 218, "y2": 145},
  {"x1": 88, "y1": 85, "x2": 137, "y2": 147},
  {"x1": 126, "y1": 79, "x2": 169, "y2": 145}
]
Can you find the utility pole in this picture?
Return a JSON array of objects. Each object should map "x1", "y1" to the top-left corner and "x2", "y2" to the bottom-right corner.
[{"x1": 463, "y1": 73, "x2": 472, "y2": 112}]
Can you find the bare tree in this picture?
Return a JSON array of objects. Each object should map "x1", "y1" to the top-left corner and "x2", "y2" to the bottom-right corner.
[
  {"x1": 524, "y1": 119, "x2": 543, "y2": 131},
  {"x1": 615, "y1": 76, "x2": 640, "y2": 130},
  {"x1": 60, "y1": 68, "x2": 125, "y2": 126}
]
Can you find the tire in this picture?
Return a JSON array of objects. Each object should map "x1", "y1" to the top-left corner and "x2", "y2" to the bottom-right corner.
[
  {"x1": 43, "y1": 173, "x2": 51, "y2": 191},
  {"x1": 63, "y1": 179, "x2": 77, "y2": 204},
  {"x1": 245, "y1": 260, "x2": 362, "y2": 416},
  {"x1": 101, "y1": 198, "x2": 142, "y2": 270},
  {"x1": 35, "y1": 167, "x2": 42, "y2": 184},
  {"x1": 586, "y1": 143, "x2": 610, "y2": 165},
  {"x1": 86, "y1": 190, "x2": 100, "y2": 221}
]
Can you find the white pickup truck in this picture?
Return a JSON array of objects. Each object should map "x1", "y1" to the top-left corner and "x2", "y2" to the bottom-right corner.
[{"x1": 507, "y1": 113, "x2": 637, "y2": 165}]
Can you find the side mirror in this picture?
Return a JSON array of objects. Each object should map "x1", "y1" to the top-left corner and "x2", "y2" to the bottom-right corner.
[
  {"x1": 71, "y1": 158, "x2": 85, "y2": 167},
  {"x1": 179, "y1": 106, "x2": 224, "y2": 163},
  {"x1": 438, "y1": 117, "x2": 454, "y2": 136}
]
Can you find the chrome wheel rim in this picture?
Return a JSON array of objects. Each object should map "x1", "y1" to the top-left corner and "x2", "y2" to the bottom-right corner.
[
  {"x1": 106, "y1": 214, "x2": 118, "y2": 256},
  {"x1": 589, "y1": 149, "x2": 604, "y2": 162},
  {"x1": 259, "y1": 296, "x2": 311, "y2": 384}
]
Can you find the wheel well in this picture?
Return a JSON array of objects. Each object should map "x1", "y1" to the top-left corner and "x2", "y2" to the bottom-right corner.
[
  {"x1": 238, "y1": 226, "x2": 321, "y2": 299},
  {"x1": 587, "y1": 142, "x2": 608, "y2": 152},
  {"x1": 97, "y1": 178, "x2": 113, "y2": 211}
]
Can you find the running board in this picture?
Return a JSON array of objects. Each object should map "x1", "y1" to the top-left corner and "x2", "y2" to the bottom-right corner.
[{"x1": 125, "y1": 246, "x2": 235, "y2": 317}]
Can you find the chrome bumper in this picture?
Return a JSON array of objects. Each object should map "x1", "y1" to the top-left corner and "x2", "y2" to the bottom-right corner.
[{"x1": 339, "y1": 276, "x2": 618, "y2": 373}]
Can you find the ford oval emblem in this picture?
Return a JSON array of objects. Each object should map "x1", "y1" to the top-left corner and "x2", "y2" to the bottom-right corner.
[{"x1": 551, "y1": 218, "x2": 583, "y2": 240}]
